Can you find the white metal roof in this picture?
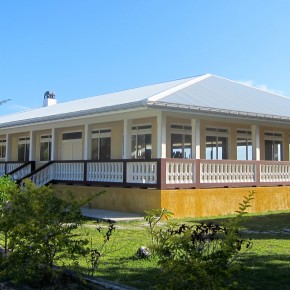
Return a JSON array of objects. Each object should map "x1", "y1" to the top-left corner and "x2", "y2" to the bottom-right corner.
[{"x1": 0, "y1": 73, "x2": 290, "y2": 128}]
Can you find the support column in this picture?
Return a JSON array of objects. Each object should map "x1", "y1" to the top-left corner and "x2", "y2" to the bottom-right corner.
[
  {"x1": 29, "y1": 131, "x2": 36, "y2": 161},
  {"x1": 251, "y1": 125, "x2": 260, "y2": 160},
  {"x1": 51, "y1": 128, "x2": 58, "y2": 161},
  {"x1": 5, "y1": 134, "x2": 12, "y2": 161},
  {"x1": 123, "y1": 119, "x2": 132, "y2": 159},
  {"x1": 191, "y1": 119, "x2": 201, "y2": 159},
  {"x1": 157, "y1": 112, "x2": 167, "y2": 158},
  {"x1": 84, "y1": 124, "x2": 91, "y2": 160}
]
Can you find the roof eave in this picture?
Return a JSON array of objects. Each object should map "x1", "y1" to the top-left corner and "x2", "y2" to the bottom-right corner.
[
  {"x1": 147, "y1": 101, "x2": 290, "y2": 123},
  {"x1": 0, "y1": 100, "x2": 147, "y2": 129}
]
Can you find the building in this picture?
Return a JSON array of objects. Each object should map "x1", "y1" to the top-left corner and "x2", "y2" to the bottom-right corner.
[{"x1": 0, "y1": 74, "x2": 290, "y2": 217}]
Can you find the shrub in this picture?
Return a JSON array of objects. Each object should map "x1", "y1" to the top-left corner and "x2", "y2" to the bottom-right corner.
[
  {"x1": 0, "y1": 178, "x2": 105, "y2": 287},
  {"x1": 154, "y1": 191, "x2": 255, "y2": 290}
]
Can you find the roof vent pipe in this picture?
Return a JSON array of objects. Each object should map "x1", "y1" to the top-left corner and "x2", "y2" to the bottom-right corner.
[{"x1": 43, "y1": 91, "x2": 57, "y2": 107}]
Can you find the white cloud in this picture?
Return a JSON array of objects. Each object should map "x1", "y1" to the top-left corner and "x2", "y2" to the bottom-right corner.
[{"x1": 239, "y1": 80, "x2": 284, "y2": 95}]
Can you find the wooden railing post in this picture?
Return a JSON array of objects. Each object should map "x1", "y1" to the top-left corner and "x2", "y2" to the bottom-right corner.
[
  {"x1": 195, "y1": 159, "x2": 201, "y2": 188},
  {"x1": 83, "y1": 161, "x2": 87, "y2": 183},
  {"x1": 256, "y1": 161, "x2": 261, "y2": 186},
  {"x1": 157, "y1": 158, "x2": 167, "y2": 190},
  {"x1": 123, "y1": 160, "x2": 127, "y2": 187}
]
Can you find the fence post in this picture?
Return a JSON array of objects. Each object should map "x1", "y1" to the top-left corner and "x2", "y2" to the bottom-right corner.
[
  {"x1": 256, "y1": 161, "x2": 261, "y2": 186},
  {"x1": 195, "y1": 159, "x2": 201, "y2": 188},
  {"x1": 157, "y1": 158, "x2": 167, "y2": 190},
  {"x1": 123, "y1": 160, "x2": 127, "y2": 187}
]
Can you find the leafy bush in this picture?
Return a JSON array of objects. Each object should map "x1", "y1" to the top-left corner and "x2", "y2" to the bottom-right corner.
[
  {"x1": 154, "y1": 191, "x2": 255, "y2": 290},
  {"x1": 0, "y1": 178, "x2": 111, "y2": 287}
]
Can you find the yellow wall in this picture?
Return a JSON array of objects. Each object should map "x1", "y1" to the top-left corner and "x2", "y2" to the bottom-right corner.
[
  {"x1": 54, "y1": 185, "x2": 161, "y2": 213},
  {"x1": 53, "y1": 184, "x2": 290, "y2": 218}
]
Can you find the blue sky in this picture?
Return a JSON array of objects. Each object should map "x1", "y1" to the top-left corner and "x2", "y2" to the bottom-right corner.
[{"x1": 1, "y1": 1, "x2": 290, "y2": 115}]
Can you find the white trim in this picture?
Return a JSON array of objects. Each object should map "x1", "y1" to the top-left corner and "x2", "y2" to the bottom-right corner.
[
  {"x1": 251, "y1": 125, "x2": 260, "y2": 160},
  {"x1": 157, "y1": 112, "x2": 166, "y2": 158},
  {"x1": 192, "y1": 119, "x2": 201, "y2": 159}
]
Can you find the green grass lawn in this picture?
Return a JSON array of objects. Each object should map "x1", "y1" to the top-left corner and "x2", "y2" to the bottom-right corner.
[{"x1": 72, "y1": 210, "x2": 290, "y2": 290}]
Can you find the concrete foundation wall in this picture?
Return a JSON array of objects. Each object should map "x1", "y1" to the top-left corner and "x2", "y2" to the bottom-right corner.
[{"x1": 53, "y1": 184, "x2": 290, "y2": 218}]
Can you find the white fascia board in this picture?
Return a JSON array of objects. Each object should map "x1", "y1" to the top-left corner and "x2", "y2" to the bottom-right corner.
[
  {"x1": 147, "y1": 102, "x2": 290, "y2": 124},
  {"x1": 147, "y1": 74, "x2": 211, "y2": 102},
  {"x1": 0, "y1": 102, "x2": 149, "y2": 131}
]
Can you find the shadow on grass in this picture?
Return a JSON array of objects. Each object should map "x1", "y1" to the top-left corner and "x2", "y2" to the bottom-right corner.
[
  {"x1": 76, "y1": 257, "x2": 161, "y2": 290},
  {"x1": 184, "y1": 212, "x2": 290, "y2": 240},
  {"x1": 237, "y1": 253, "x2": 290, "y2": 290},
  {"x1": 76, "y1": 253, "x2": 290, "y2": 290}
]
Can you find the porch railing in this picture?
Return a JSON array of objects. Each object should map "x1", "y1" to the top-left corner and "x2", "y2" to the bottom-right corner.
[
  {"x1": 11, "y1": 159, "x2": 290, "y2": 189},
  {"x1": 0, "y1": 161, "x2": 35, "y2": 180}
]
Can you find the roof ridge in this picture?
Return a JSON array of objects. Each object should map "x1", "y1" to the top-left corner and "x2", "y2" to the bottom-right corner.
[{"x1": 147, "y1": 73, "x2": 211, "y2": 102}]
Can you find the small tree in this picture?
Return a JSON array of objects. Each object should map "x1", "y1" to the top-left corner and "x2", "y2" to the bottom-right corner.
[
  {"x1": 144, "y1": 208, "x2": 173, "y2": 245},
  {"x1": 0, "y1": 176, "x2": 19, "y2": 254},
  {"x1": 0, "y1": 178, "x2": 102, "y2": 287}
]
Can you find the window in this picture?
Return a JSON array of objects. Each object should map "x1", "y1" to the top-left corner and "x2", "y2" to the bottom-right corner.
[
  {"x1": 205, "y1": 127, "x2": 229, "y2": 160},
  {"x1": 62, "y1": 132, "x2": 82, "y2": 140},
  {"x1": 264, "y1": 132, "x2": 283, "y2": 161},
  {"x1": 131, "y1": 124, "x2": 152, "y2": 159},
  {"x1": 171, "y1": 124, "x2": 192, "y2": 159},
  {"x1": 40, "y1": 135, "x2": 52, "y2": 161},
  {"x1": 18, "y1": 137, "x2": 30, "y2": 162},
  {"x1": 237, "y1": 129, "x2": 252, "y2": 160},
  {"x1": 0, "y1": 139, "x2": 6, "y2": 159},
  {"x1": 91, "y1": 129, "x2": 111, "y2": 160},
  {"x1": 289, "y1": 134, "x2": 290, "y2": 161}
]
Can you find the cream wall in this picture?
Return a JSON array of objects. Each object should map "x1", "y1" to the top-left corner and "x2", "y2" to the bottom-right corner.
[{"x1": 2, "y1": 109, "x2": 290, "y2": 163}]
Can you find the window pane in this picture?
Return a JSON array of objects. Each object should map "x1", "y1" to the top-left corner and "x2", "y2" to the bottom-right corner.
[
  {"x1": 0, "y1": 145, "x2": 6, "y2": 159},
  {"x1": 18, "y1": 144, "x2": 25, "y2": 162},
  {"x1": 63, "y1": 132, "x2": 82, "y2": 140},
  {"x1": 137, "y1": 134, "x2": 146, "y2": 159},
  {"x1": 274, "y1": 141, "x2": 282, "y2": 161},
  {"x1": 218, "y1": 137, "x2": 227, "y2": 159},
  {"x1": 265, "y1": 140, "x2": 273, "y2": 160},
  {"x1": 40, "y1": 142, "x2": 51, "y2": 161},
  {"x1": 206, "y1": 136, "x2": 217, "y2": 159},
  {"x1": 206, "y1": 136, "x2": 228, "y2": 160},
  {"x1": 171, "y1": 134, "x2": 183, "y2": 158},
  {"x1": 131, "y1": 135, "x2": 137, "y2": 159},
  {"x1": 237, "y1": 138, "x2": 252, "y2": 160},
  {"x1": 145, "y1": 134, "x2": 151, "y2": 159},
  {"x1": 184, "y1": 134, "x2": 192, "y2": 159},
  {"x1": 91, "y1": 139, "x2": 99, "y2": 160},
  {"x1": 100, "y1": 137, "x2": 111, "y2": 160},
  {"x1": 25, "y1": 144, "x2": 30, "y2": 162}
]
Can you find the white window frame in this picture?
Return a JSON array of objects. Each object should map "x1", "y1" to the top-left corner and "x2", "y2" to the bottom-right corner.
[
  {"x1": 205, "y1": 127, "x2": 230, "y2": 160},
  {"x1": 62, "y1": 131, "x2": 82, "y2": 143},
  {"x1": 40, "y1": 134, "x2": 52, "y2": 162},
  {"x1": 131, "y1": 124, "x2": 152, "y2": 159},
  {"x1": 237, "y1": 129, "x2": 252, "y2": 160},
  {"x1": 264, "y1": 131, "x2": 283, "y2": 161},
  {"x1": 0, "y1": 139, "x2": 6, "y2": 159},
  {"x1": 170, "y1": 123, "x2": 192, "y2": 159},
  {"x1": 18, "y1": 136, "x2": 30, "y2": 162},
  {"x1": 91, "y1": 128, "x2": 111, "y2": 160}
]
